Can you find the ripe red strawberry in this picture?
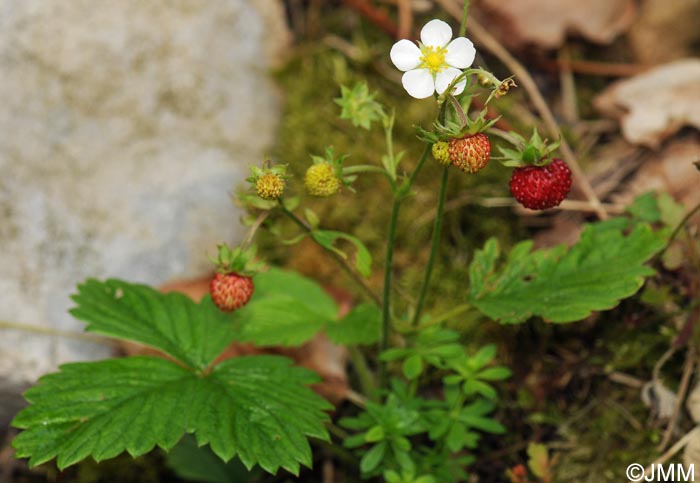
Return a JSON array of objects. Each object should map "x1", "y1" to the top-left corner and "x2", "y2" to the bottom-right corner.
[
  {"x1": 509, "y1": 158, "x2": 572, "y2": 210},
  {"x1": 210, "y1": 272, "x2": 254, "y2": 312},
  {"x1": 448, "y1": 133, "x2": 491, "y2": 173}
]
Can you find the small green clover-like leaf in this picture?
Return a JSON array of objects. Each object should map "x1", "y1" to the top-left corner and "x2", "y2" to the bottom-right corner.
[
  {"x1": 468, "y1": 220, "x2": 667, "y2": 324},
  {"x1": 311, "y1": 229, "x2": 372, "y2": 277},
  {"x1": 326, "y1": 303, "x2": 381, "y2": 345},
  {"x1": 12, "y1": 356, "x2": 331, "y2": 475},
  {"x1": 70, "y1": 279, "x2": 236, "y2": 370}
]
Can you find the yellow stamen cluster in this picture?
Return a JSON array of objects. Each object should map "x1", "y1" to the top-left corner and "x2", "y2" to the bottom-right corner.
[
  {"x1": 304, "y1": 163, "x2": 340, "y2": 197},
  {"x1": 431, "y1": 141, "x2": 450, "y2": 166},
  {"x1": 256, "y1": 173, "x2": 285, "y2": 200},
  {"x1": 419, "y1": 46, "x2": 448, "y2": 74}
]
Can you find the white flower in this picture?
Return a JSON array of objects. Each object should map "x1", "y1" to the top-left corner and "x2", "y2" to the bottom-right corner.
[{"x1": 390, "y1": 19, "x2": 476, "y2": 99}]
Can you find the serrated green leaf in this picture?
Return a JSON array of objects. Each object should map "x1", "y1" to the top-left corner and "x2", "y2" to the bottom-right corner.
[
  {"x1": 326, "y1": 303, "x2": 381, "y2": 345},
  {"x1": 468, "y1": 221, "x2": 667, "y2": 324},
  {"x1": 236, "y1": 294, "x2": 333, "y2": 346},
  {"x1": 232, "y1": 268, "x2": 338, "y2": 346},
  {"x1": 12, "y1": 355, "x2": 331, "y2": 475},
  {"x1": 70, "y1": 280, "x2": 236, "y2": 370},
  {"x1": 166, "y1": 434, "x2": 261, "y2": 483},
  {"x1": 311, "y1": 230, "x2": 372, "y2": 277}
]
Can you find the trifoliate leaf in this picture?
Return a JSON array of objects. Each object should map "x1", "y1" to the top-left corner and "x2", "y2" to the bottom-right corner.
[
  {"x1": 468, "y1": 220, "x2": 667, "y2": 324},
  {"x1": 70, "y1": 279, "x2": 236, "y2": 370},
  {"x1": 326, "y1": 303, "x2": 381, "y2": 345},
  {"x1": 12, "y1": 355, "x2": 331, "y2": 475}
]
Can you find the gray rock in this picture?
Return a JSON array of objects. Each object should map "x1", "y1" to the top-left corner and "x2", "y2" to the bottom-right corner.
[{"x1": 0, "y1": 0, "x2": 288, "y2": 423}]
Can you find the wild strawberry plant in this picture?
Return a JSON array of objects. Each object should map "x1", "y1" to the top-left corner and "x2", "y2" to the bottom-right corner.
[{"x1": 12, "y1": 3, "x2": 674, "y2": 482}]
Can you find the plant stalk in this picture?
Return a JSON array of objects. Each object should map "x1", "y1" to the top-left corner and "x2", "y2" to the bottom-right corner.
[
  {"x1": 280, "y1": 205, "x2": 382, "y2": 306},
  {"x1": 412, "y1": 166, "x2": 449, "y2": 326}
]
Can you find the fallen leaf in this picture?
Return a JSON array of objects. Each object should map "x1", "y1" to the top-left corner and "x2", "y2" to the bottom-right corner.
[
  {"x1": 687, "y1": 381, "x2": 700, "y2": 424},
  {"x1": 474, "y1": 0, "x2": 636, "y2": 49},
  {"x1": 595, "y1": 59, "x2": 700, "y2": 147},
  {"x1": 610, "y1": 138, "x2": 700, "y2": 214},
  {"x1": 641, "y1": 380, "x2": 677, "y2": 420},
  {"x1": 683, "y1": 427, "x2": 700, "y2": 471},
  {"x1": 628, "y1": 0, "x2": 700, "y2": 64}
]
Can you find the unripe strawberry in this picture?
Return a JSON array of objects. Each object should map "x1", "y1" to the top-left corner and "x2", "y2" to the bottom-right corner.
[
  {"x1": 509, "y1": 158, "x2": 572, "y2": 210},
  {"x1": 255, "y1": 172, "x2": 285, "y2": 200},
  {"x1": 448, "y1": 133, "x2": 491, "y2": 173},
  {"x1": 305, "y1": 162, "x2": 340, "y2": 197},
  {"x1": 210, "y1": 272, "x2": 254, "y2": 312},
  {"x1": 432, "y1": 141, "x2": 450, "y2": 166}
]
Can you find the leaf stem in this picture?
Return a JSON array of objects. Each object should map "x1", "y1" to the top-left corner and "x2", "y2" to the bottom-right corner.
[
  {"x1": 342, "y1": 165, "x2": 388, "y2": 176},
  {"x1": 412, "y1": 166, "x2": 449, "y2": 326},
  {"x1": 380, "y1": 199, "x2": 401, "y2": 388},
  {"x1": 279, "y1": 205, "x2": 382, "y2": 306}
]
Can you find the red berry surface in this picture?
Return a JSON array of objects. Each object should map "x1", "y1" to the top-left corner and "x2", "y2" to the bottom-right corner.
[
  {"x1": 448, "y1": 133, "x2": 491, "y2": 173},
  {"x1": 509, "y1": 158, "x2": 572, "y2": 210},
  {"x1": 210, "y1": 272, "x2": 254, "y2": 311}
]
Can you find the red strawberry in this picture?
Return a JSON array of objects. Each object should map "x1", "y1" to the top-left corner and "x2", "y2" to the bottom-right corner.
[
  {"x1": 509, "y1": 158, "x2": 572, "y2": 210},
  {"x1": 210, "y1": 272, "x2": 254, "y2": 312},
  {"x1": 448, "y1": 133, "x2": 491, "y2": 174}
]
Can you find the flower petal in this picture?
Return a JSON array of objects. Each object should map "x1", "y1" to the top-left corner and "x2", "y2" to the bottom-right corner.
[
  {"x1": 445, "y1": 37, "x2": 476, "y2": 69},
  {"x1": 420, "y1": 19, "x2": 452, "y2": 48},
  {"x1": 390, "y1": 39, "x2": 422, "y2": 72},
  {"x1": 402, "y1": 69, "x2": 435, "y2": 99},
  {"x1": 435, "y1": 67, "x2": 466, "y2": 95}
]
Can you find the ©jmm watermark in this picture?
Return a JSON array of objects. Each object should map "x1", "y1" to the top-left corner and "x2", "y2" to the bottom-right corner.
[{"x1": 627, "y1": 463, "x2": 695, "y2": 482}]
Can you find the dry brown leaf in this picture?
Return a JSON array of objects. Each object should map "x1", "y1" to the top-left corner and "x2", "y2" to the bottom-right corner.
[
  {"x1": 595, "y1": 59, "x2": 700, "y2": 147},
  {"x1": 474, "y1": 0, "x2": 636, "y2": 49},
  {"x1": 122, "y1": 275, "x2": 351, "y2": 404},
  {"x1": 610, "y1": 137, "x2": 700, "y2": 212},
  {"x1": 628, "y1": 0, "x2": 700, "y2": 64},
  {"x1": 686, "y1": 380, "x2": 700, "y2": 424},
  {"x1": 684, "y1": 427, "x2": 700, "y2": 470}
]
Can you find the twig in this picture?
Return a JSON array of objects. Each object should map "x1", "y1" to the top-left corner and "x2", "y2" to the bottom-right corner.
[
  {"x1": 342, "y1": 0, "x2": 399, "y2": 38},
  {"x1": 558, "y1": 45, "x2": 579, "y2": 124},
  {"x1": 0, "y1": 320, "x2": 116, "y2": 346},
  {"x1": 435, "y1": 0, "x2": 608, "y2": 220},
  {"x1": 658, "y1": 347, "x2": 696, "y2": 452},
  {"x1": 396, "y1": 0, "x2": 413, "y2": 40},
  {"x1": 609, "y1": 371, "x2": 645, "y2": 389},
  {"x1": 544, "y1": 58, "x2": 652, "y2": 77},
  {"x1": 414, "y1": 195, "x2": 624, "y2": 228}
]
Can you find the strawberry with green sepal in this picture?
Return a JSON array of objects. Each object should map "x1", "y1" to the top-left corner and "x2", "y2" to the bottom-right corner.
[
  {"x1": 433, "y1": 106, "x2": 500, "y2": 174},
  {"x1": 448, "y1": 132, "x2": 491, "y2": 173},
  {"x1": 498, "y1": 129, "x2": 571, "y2": 210},
  {"x1": 209, "y1": 244, "x2": 264, "y2": 312}
]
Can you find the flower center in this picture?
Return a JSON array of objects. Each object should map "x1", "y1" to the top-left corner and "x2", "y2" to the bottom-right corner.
[{"x1": 419, "y1": 46, "x2": 447, "y2": 74}]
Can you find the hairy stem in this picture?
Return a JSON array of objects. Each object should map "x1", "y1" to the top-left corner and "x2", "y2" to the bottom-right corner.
[
  {"x1": 459, "y1": 0, "x2": 470, "y2": 37},
  {"x1": 412, "y1": 166, "x2": 449, "y2": 326}
]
